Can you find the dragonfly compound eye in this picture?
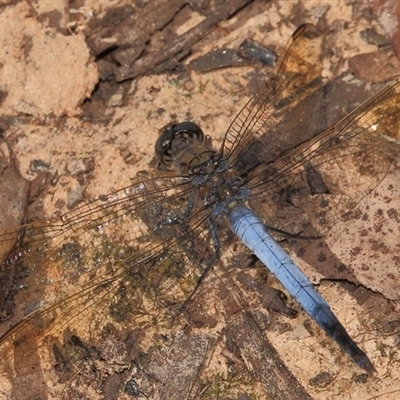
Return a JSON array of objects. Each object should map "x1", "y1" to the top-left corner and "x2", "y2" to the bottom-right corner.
[
  {"x1": 172, "y1": 121, "x2": 204, "y2": 142},
  {"x1": 155, "y1": 121, "x2": 204, "y2": 167}
]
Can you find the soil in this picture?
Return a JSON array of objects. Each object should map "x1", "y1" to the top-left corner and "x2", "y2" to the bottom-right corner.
[{"x1": 0, "y1": 1, "x2": 400, "y2": 400}]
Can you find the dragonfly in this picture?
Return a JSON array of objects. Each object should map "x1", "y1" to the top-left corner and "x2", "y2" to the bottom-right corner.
[{"x1": 0, "y1": 23, "x2": 399, "y2": 398}]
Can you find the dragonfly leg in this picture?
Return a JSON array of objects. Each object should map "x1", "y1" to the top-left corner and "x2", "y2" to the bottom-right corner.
[
  {"x1": 178, "y1": 216, "x2": 221, "y2": 312},
  {"x1": 265, "y1": 224, "x2": 321, "y2": 240}
]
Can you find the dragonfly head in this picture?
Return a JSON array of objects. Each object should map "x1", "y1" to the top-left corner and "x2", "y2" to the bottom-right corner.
[{"x1": 155, "y1": 121, "x2": 216, "y2": 174}]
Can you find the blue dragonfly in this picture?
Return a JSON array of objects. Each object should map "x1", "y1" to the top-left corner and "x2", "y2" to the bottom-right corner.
[{"x1": 0, "y1": 23, "x2": 399, "y2": 398}]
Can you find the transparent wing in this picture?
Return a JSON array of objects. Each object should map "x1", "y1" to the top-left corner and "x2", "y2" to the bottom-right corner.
[
  {"x1": 247, "y1": 78, "x2": 400, "y2": 238},
  {"x1": 0, "y1": 175, "x2": 219, "y2": 398},
  {"x1": 221, "y1": 24, "x2": 327, "y2": 172}
]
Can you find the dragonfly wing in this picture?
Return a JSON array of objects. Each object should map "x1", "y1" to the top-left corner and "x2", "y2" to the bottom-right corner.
[
  {"x1": 0, "y1": 175, "x2": 219, "y2": 398},
  {"x1": 221, "y1": 24, "x2": 326, "y2": 172},
  {"x1": 247, "y1": 78, "x2": 400, "y2": 237}
]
